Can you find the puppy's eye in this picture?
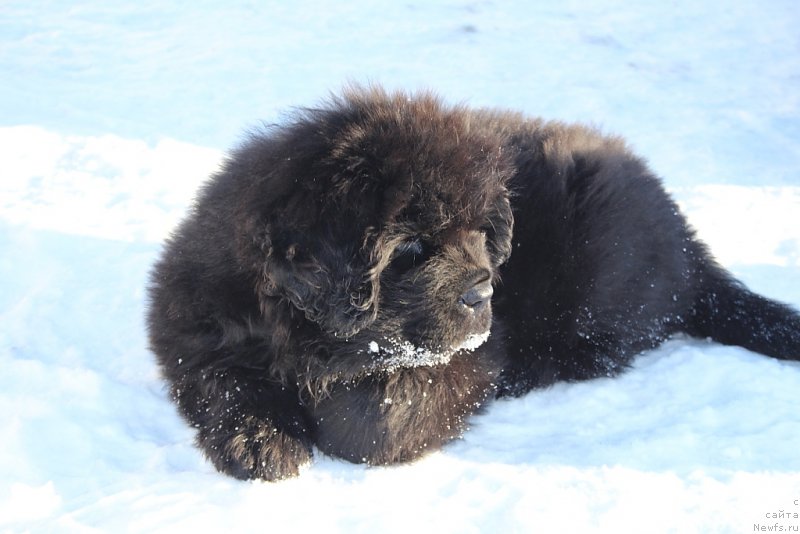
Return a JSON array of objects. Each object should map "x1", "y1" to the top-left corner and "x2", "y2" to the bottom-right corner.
[{"x1": 390, "y1": 238, "x2": 429, "y2": 272}]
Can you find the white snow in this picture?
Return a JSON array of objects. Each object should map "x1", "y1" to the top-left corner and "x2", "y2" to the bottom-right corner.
[
  {"x1": 457, "y1": 330, "x2": 492, "y2": 352},
  {"x1": 1, "y1": 1, "x2": 800, "y2": 532},
  {"x1": 368, "y1": 336, "x2": 457, "y2": 373},
  {"x1": 367, "y1": 330, "x2": 491, "y2": 373}
]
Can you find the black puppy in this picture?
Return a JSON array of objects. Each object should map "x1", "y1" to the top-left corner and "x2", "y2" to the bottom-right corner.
[{"x1": 147, "y1": 87, "x2": 800, "y2": 480}]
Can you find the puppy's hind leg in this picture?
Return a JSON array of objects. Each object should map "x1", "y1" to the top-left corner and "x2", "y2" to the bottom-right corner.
[{"x1": 687, "y1": 266, "x2": 800, "y2": 361}]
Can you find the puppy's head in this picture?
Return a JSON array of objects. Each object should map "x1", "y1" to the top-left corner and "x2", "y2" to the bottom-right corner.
[{"x1": 238, "y1": 87, "x2": 514, "y2": 368}]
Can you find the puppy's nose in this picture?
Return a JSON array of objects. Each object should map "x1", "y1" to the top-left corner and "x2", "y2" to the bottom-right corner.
[{"x1": 459, "y1": 280, "x2": 493, "y2": 311}]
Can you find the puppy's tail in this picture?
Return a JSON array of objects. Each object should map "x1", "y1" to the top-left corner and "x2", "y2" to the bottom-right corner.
[{"x1": 687, "y1": 266, "x2": 800, "y2": 361}]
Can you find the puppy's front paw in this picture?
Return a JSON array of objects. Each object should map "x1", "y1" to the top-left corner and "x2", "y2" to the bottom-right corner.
[{"x1": 199, "y1": 416, "x2": 313, "y2": 481}]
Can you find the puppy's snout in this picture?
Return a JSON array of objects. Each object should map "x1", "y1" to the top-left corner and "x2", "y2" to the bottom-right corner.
[{"x1": 459, "y1": 279, "x2": 493, "y2": 311}]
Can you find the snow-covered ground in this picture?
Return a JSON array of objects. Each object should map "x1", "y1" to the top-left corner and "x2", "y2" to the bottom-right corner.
[{"x1": 1, "y1": 1, "x2": 799, "y2": 532}]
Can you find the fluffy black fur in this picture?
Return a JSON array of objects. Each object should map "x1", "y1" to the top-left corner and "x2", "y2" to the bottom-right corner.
[{"x1": 147, "y1": 86, "x2": 800, "y2": 480}]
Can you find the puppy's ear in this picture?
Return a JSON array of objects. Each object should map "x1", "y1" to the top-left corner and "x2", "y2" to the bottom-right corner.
[
  {"x1": 243, "y1": 219, "x2": 378, "y2": 338},
  {"x1": 485, "y1": 194, "x2": 514, "y2": 266}
]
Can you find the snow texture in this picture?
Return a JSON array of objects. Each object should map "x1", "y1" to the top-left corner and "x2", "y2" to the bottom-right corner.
[
  {"x1": 1, "y1": 1, "x2": 799, "y2": 532},
  {"x1": 366, "y1": 331, "x2": 492, "y2": 374}
]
